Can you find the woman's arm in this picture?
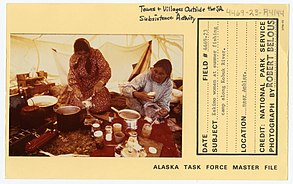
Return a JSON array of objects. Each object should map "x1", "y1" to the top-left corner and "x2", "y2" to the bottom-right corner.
[
  {"x1": 96, "y1": 49, "x2": 111, "y2": 85},
  {"x1": 121, "y1": 72, "x2": 147, "y2": 98},
  {"x1": 156, "y1": 80, "x2": 173, "y2": 112}
]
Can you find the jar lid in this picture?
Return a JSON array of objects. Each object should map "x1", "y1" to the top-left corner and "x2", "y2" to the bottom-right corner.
[
  {"x1": 105, "y1": 125, "x2": 112, "y2": 130},
  {"x1": 94, "y1": 130, "x2": 103, "y2": 137},
  {"x1": 113, "y1": 123, "x2": 122, "y2": 127},
  {"x1": 149, "y1": 147, "x2": 157, "y2": 154},
  {"x1": 92, "y1": 123, "x2": 100, "y2": 128}
]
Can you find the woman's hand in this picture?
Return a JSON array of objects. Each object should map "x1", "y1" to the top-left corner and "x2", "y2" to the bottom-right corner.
[
  {"x1": 94, "y1": 81, "x2": 104, "y2": 94},
  {"x1": 133, "y1": 91, "x2": 154, "y2": 102},
  {"x1": 157, "y1": 108, "x2": 168, "y2": 117}
]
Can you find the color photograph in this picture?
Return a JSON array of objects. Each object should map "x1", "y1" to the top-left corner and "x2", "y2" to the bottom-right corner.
[{"x1": 8, "y1": 34, "x2": 183, "y2": 158}]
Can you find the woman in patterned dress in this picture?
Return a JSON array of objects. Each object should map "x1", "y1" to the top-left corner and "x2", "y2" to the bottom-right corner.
[{"x1": 67, "y1": 38, "x2": 111, "y2": 113}]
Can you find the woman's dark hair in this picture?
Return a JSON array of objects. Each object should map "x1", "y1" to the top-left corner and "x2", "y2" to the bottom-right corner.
[
  {"x1": 153, "y1": 59, "x2": 172, "y2": 77},
  {"x1": 74, "y1": 38, "x2": 90, "y2": 53},
  {"x1": 73, "y1": 38, "x2": 92, "y2": 73}
]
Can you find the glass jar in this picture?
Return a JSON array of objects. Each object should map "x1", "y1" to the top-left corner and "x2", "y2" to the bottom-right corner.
[
  {"x1": 93, "y1": 130, "x2": 104, "y2": 149},
  {"x1": 127, "y1": 131, "x2": 138, "y2": 149},
  {"x1": 105, "y1": 133, "x2": 112, "y2": 141},
  {"x1": 105, "y1": 125, "x2": 113, "y2": 134},
  {"x1": 141, "y1": 123, "x2": 152, "y2": 138},
  {"x1": 91, "y1": 122, "x2": 101, "y2": 133}
]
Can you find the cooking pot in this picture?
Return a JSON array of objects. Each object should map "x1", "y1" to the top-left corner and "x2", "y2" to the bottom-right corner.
[
  {"x1": 20, "y1": 105, "x2": 46, "y2": 129},
  {"x1": 55, "y1": 106, "x2": 86, "y2": 131},
  {"x1": 111, "y1": 107, "x2": 141, "y2": 130}
]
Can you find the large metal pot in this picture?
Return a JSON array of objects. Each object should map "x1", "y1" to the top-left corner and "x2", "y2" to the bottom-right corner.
[
  {"x1": 55, "y1": 106, "x2": 85, "y2": 131},
  {"x1": 20, "y1": 105, "x2": 46, "y2": 129}
]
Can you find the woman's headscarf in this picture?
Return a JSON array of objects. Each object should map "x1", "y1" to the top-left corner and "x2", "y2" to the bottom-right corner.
[
  {"x1": 73, "y1": 38, "x2": 92, "y2": 73},
  {"x1": 74, "y1": 38, "x2": 91, "y2": 53}
]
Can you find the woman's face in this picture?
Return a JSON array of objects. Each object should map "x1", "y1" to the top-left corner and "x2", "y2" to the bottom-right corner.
[
  {"x1": 75, "y1": 50, "x2": 89, "y2": 57},
  {"x1": 151, "y1": 67, "x2": 168, "y2": 84}
]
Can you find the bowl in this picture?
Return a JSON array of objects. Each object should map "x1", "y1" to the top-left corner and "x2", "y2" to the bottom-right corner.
[
  {"x1": 118, "y1": 109, "x2": 141, "y2": 120},
  {"x1": 118, "y1": 109, "x2": 141, "y2": 130},
  {"x1": 27, "y1": 95, "x2": 58, "y2": 108}
]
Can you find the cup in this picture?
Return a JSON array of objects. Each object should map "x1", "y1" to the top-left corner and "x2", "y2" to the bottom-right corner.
[
  {"x1": 114, "y1": 132, "x2": 125, "y2": 143},
  {"x1": 113, "y1": 123, "x2": 122, "y2": 133}
]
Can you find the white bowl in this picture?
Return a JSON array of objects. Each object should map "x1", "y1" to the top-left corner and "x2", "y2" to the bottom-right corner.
[{"x1": 27, "y1": 95, "x2": 58, "y2": 107}]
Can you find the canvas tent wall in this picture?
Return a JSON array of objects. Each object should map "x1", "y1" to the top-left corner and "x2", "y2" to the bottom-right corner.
[{"x1": 9, "y1": 34, "x2": 183, "y2": 92}]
